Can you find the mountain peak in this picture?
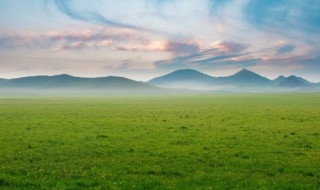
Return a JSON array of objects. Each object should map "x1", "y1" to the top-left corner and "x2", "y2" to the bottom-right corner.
[
  {"x1": 148, "y1": 69, "x2": 214, "y2": 86},
  {"x1": 236, "y1": 68, "x2": 256, "y2": 75},
  {"x1": 171, "y1": 69, "x2": 203, "y2": 75},
  {"x1": 52, "y1": 74, "x2": 74, "y2": 78},
  {"x1": 280, "y1": 75, "x2": 312, "y2": 87},
  {"x1": 275, "y1": 75, "x2": 286, "y2": 80},
  {"x1": 232, "y1": 68, "x2": 261, "y2": 78},
  {"x1": 287, "y1": 75, "x2": 299, "y2": 79},
  {"x1": 273, "y1": 75, "x2": 286, "y2": 82},
  {"x1": 226, "y1": 68, "x2": 271, "y2": 85},
  {"x1": 240, "y1": 68, "x2": 249, "y2": 72}
]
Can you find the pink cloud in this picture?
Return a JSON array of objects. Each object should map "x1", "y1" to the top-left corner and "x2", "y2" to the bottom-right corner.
[
  {"x1": 212, "y1": 41, "x2": 249, "y2": 53},
  {"x1": 165, "y1": 41, "x2": 199, "y2": 55},
  {"x1": 0, "y1": 29, "x2": 146, "y2": 51}
]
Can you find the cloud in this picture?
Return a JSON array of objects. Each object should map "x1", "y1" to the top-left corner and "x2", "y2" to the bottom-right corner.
[
  {"x1": 165, "y1": 41, "x2": 199, "y2": 55},
  {"x1": 0, "y1": 29, "x2": 143, "y2": 51},
  {"x1": 14, "y1": 66, "x2": 32, "y2": 71},
  {"x1": 155, "y1": 48, "x2": 319, "y2": 74},
  {"x1": 51, "y1": 0, "x2": 141, "y2": 30},
  {"x1": 208, "y1": 0, "x2": 233, "y2": 15},
  {"x1": 145, "y1": 0, "x2": 175, "y2": 6},
  {"x1": 0, "y1": 32, "x2": 33, "y2": 49},
  {"x1": 104, "y1": 57, "x2": 156, "y2": 71},
  {"x1": 155, "y1": 46, "x2": 250, "y2": 70},
  {"x1": 48, "y1": 66, "x2": 69, "y2": 71},
  {"x1": 276, "y1": 44, "x2": 295, "y2": 54},
  {"x1": 213, "y1": 41, "x2": 249, "y2": 53},
  {"x1": 116, "y1": 41, "x2": 166, "y2": 52},
  {"x1": 155, "y1": 53, "x2": 258, "y2": 71},
  {"x1": 153, "y1": 39, "x2": 317, "y2": 72},
  {"x1": 243, "y1": 0, "x2": 320, "y2": 34},
  {"x1": 0, "y1": 29, "x2": 200, "y2": 54},
  {"x1": 57, "y1": 41, "x2": 88, "y2": 51},
  {"x1": 145, "y1": 0, "x2": 176, "y2": 18},
  {"x1": 249, "y1": 53, "x2": 320, "y2": 80},
  {"x1": 0, "y1": 35, "x2": 19, "y2": 49},
  {"x1": 119, "y1": 58, "x2": 155, "y2": 70},
  {"x1": 153, "y1": 40, "x2": 251, "y2": 70},
  {"x1": 114, "y1": 40, "x2": 200, "y2": 55},
  {"x1": 192, "y1": 53, "x2": 248, "y2": 64},
  {"x1": 48, "y1": 0, "x2": 170, "y2": 36}
]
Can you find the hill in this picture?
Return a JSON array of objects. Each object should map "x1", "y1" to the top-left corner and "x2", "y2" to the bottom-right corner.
[
  {"x1": 273, "y1": 76, "x2": 287, "y2": 85},
  {"x1": 0, "y1": 74, "x2": 162, "y2": 94},
  {"x1": 148, "y1": 68, "x2": 319, "y2": 92},
  {"x1": 279, "y1": 75, "x2": 313, "y2": 88},
  {"x1": 148, "y1": 68, "x2": 272, "y2": 90},
  {"x1": 1, "y1": 69, "x2": 319, "y2": 94},
  {"x1": 217, "y1": 69, "x2": 272, "y2": 85},
  {"x1": 148, "y1": 69, "x2": 215, "y2": 90},
  {"x1": 148, "y1": 69, "x2": 214, "y2": 84}
]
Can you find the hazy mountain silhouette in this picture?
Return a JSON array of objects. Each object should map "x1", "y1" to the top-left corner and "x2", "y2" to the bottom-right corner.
[
  {"x1": 273, "y1": 76, "x2": 287, "y2": 85},
  {"x1": 149, "y1": 68, "x2": 272, "y2": 88},
  {"x1": 1, "y1": 69, "x2": 319, "y2": 94},
  {"x1": 147, "y1": 68, "x2": 318, "y2": 91},
  {"x1": 0, "y1": 74, "x2": 160, "y2": 94},
  {"x1": 149, "y1": 69, "x2": 214, "y2": 84},
  {"x1": 217, "y1": 68, "x2": 272, "y2": 85},
  {"x1": 279, "y1": 75, "x2": 313, "y2": 88},
  {"x1": 148, "y1": 69, "x2": 215, "y2": 90}
]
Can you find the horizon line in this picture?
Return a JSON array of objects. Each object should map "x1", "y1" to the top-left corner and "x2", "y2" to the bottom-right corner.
[{"x1": 1, "y1": 68, "x2": 319, "y2": 83}]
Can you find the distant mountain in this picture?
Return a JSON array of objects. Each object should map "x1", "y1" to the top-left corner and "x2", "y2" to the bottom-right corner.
[
  {"x1": 273, "y1": 76, "x2": 287, "y2": 85},
  {"x1": 218, "y1": 69, "x2": 272, "y2": 85},
  {"x1": 148, "y1": 69, "x2": 215, "y2": 90},
  {"x1": 279, "y1": 75, "x2": 313, "y2": 88},
  {"x1": 148, "y1": 68, "x2": 272, "y2": 89},
  {"x1": 3, "y1": 74, "x2": 84, "y2": 88},
  {"x1": 0, "y1": 78, "x2": 7, "y2": 83},
  {"x1": 147, "y1": 68, "x2": 319, "y2": 91},
  {"x1": 149, "y1": 69, "x2": 214, "y2": 84},
  {"x1": 0, "y1": 74, "x2": 161, "y2": 94},
  {"x1": 1, "y1": 69, "x2": 319, "y2": 94}
]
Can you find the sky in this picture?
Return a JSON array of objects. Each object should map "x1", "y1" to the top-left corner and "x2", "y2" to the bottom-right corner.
[{"x1": 0, "y1": 0, "x2": 319, "y2": 82}]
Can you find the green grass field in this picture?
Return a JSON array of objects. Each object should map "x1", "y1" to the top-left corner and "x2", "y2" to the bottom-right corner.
[{"x1": 0, "y1": 94, "x2": 319, "y2": 189}]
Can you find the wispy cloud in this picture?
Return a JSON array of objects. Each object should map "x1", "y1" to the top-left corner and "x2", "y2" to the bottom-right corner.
[
  {"x1": 208, "y1": 0, "x2": 233, "y2": 15},
  {"x1": 48, "y1": 0, "x2": 171, "y2": 36},
  {"x1": 116, "y1": 41, "x2": 166, "y2": 52},
  {"x1": 243, "y1": 0, "x2": 320, "y2": 34},
  {"x1": 0, "y1": 29, "x2": 201, "y2": 56},
  {"x1": 165, "y1": 41, "x2": 199, "y2": 55},
  {"x1": 155, "y1": 40, "x2": 251, "y2": 70},
  {"x1": 0, "y1": 29, "x2": 146, "y2": 51},
  {"x1": 145, "y1": 0, "x2": 176, "y2": 18},
  {"x1": 51, "y1": 0, "x2": 142, "y2": 30},
  {"x1": 276, "y1": 44, "x2": 295, "y2": 54},
  {"x1": 213, "y1": 41, "x2": 249, "y2": 53}
]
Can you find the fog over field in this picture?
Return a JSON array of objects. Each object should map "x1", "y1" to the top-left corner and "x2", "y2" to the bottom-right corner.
[{"x1": 1, "y1": 1, "x2": 320, "y2": 189}]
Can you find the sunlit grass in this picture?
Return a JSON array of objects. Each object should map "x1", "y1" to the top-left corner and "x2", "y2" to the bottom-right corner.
[{"x1": 0, "y1": 94, "x2": 319, "y2": 189}]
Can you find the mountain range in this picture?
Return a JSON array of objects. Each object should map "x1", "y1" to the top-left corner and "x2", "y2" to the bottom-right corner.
[
  {"x1": 0, "y1": 74, "x2": 154, "y2": 89},
  {"x1": 1, "y1": 69, "x2": 319, "y2": 94},
  {"x1": 0, "y1": 74, "x2": 160, "y2": 95},
  {"x1": 148, "y1": 69, "x2": 318, "y2": 90}
]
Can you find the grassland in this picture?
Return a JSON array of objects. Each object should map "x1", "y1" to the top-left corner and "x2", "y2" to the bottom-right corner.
[{"x1": 0, "y1": 94, "x2": 319, "y2": 189}]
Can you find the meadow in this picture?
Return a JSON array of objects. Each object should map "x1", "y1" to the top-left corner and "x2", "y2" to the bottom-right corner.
[{"x1": 0, "y1": 94, "x2": 319, "y2": 189}]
